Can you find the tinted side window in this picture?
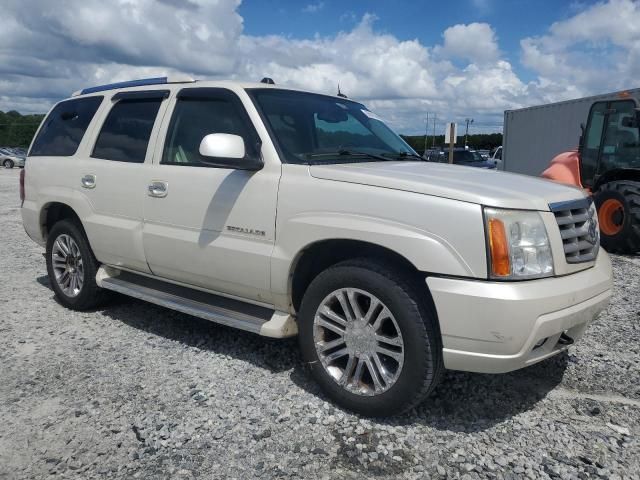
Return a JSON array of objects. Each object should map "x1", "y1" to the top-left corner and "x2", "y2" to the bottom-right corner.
[
  {"x1": 162, "y1": 90, "x2": 258, "y2": 166},
  {"x1": 92, "y1": 98, "x2": 162, "y2": 163},
  {"x1": 599, "y1": 100, "x2": 639, "y2": 172},
  {"x1": 29, "y1": 96, "x2": 103, "y2": 157},
  {"x1": 453, "y1": 151, "x2": 473, "y2": 163},
  {"x1": 581, "y1": 102, "x2": 608, "y2": 185}
]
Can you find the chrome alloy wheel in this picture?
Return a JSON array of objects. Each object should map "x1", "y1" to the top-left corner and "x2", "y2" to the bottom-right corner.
[
  {"x1": 51, "y1": 234, "x2": 84, "y2": 297},
  {"x1": 313, "y1": 288, "x2": 405, "y2": 396}
]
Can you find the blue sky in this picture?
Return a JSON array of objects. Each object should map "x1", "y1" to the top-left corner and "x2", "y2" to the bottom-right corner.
[
  {"x1": 239, "y1": 0, "x2": 600, "y2": 83},
  {"x1": 1, "y1": 0, "x2": 637, "y2": 134}
]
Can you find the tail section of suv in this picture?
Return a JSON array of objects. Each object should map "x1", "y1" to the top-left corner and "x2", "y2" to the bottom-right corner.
[{"x1": 22, "y1": 77, "x2": 613, "y2": 416}]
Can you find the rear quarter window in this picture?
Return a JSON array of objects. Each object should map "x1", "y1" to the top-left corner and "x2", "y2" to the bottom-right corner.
[
  {"x1": 29, "y1": 96, "x2": 103, "y2": 157},
  {"x1": 92, "y1": 97, "x2": 163, "y2": 163}
]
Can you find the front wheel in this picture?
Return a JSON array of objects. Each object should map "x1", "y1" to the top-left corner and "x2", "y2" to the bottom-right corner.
[
  {"x1": 298, "y1": 259, "x2": 442, "y2": 416},
  {"x1": 46, "y1": 219, "x2": 108, "y2": 310},
  {"x1": 594, "y1": 181, "x2": 640, "y2": 254},
  {"x1": 3, "y1": 159, "x2": 14, "y2": 168}
]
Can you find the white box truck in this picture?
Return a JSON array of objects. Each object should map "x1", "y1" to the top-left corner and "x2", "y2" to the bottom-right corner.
[{"x1": 502, "y1": 88, "x2": 640, "y2": 176}]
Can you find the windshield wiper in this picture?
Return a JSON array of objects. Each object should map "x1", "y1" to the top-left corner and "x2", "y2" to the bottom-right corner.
[{"x1": 307, "y1": 149, "x2": 392, "y2": 162}]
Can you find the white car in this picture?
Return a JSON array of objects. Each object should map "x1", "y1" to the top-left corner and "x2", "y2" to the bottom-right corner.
[
  {"x1": 21, "y1": 77, "x2": 612, "y2": 416},
  {"x1": 1, "y1": 147, "x2": 25, "y2": 168}
]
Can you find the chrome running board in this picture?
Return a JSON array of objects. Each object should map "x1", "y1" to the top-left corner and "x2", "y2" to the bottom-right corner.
[{"x1": 96, "y1": 266, "x2": 297, "y2": 338}]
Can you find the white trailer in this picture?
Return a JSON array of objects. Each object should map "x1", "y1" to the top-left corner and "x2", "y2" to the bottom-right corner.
[{"x1": 502, "y1": 88, "x2": 640, "y2": 176}]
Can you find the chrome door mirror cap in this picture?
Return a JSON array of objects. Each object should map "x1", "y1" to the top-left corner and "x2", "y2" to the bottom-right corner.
[{"x1": 199, "y1": 133, "x2": 246, "y2": 160}]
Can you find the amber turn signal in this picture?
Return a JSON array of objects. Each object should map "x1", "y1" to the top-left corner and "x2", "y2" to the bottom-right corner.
[{"x1": 488, "y1": 218, "x2": 510, "y2": 277}]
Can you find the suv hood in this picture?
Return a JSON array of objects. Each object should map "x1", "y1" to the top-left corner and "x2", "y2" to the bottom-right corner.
[{"x1": 309, "y1": 161, "x2": 586, "y2": 211}]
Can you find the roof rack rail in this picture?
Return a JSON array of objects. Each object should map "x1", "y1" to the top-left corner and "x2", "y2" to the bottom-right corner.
[{"x1": 73, "y1": 75, "x2": 195, "y2": 96}]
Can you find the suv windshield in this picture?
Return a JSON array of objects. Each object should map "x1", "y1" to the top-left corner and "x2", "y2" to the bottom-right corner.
[{"x1": 248, "y1": 89, "x2": 418, "y2": 164}]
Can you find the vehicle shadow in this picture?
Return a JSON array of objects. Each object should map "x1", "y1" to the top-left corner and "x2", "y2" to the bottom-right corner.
[
  {"x1": 289, "y1": 353, "x2": 569, "y2": 432},
  {"x1": 399, "y1": 354, "x2": 568, "y2": 431},
  {"x1": 35, "y1": 274, "x2": 568, "y2": 431},
  {"x1": 98, "y1": 292, "x2": 300, "y2": 374}
]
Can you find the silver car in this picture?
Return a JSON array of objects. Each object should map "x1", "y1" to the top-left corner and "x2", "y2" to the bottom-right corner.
[{"x1": 0, "y1": 147, "x2": 26, "y2": 168}]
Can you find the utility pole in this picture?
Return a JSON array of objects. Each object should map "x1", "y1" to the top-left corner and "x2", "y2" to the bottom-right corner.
[
  {"x1": 448, "y1": 123, "x2": 455, "y2": 164},
  {"x1": 432, "y1": 114, "x2": 437, "y2": 149},
  {"x1": 464, "y1": 118, "x2": 474, "y2": 149},
  {"x1": 424, "y1": 112, "x2": 429, "y2": 156}
]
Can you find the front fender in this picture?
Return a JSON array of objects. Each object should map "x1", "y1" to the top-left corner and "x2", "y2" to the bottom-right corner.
[{"x1": 270, "y1": 208, "x2": 486, "y2": 310}]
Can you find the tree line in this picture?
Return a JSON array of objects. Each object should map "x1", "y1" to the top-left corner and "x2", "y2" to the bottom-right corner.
[
  {"x1": 0, "y1": 111, "x2": 44, "y2": 148},
  {"x1": 0, "y1": 110, "x2": 503, "y2": 153}
]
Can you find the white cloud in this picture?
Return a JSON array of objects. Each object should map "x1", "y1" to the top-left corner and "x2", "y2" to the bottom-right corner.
[
  {"x1": 438, "y1": 23, "x2": 500, "y2": 64},
  {"x1": 520, "y1": 0, "x2": 640, "y2": 100},
  {"x1": 302, "y1": 2, "x2": 324, "y2": 13},
  {"x1": 238, "y1": 15, "x2": 439, "y2": 101},
  {"x1": 470, "y1": 0, "x2": 491, "y2": 14},
  {"x1": 0, "y1": 0, "x2": 639, "y2": 135}
]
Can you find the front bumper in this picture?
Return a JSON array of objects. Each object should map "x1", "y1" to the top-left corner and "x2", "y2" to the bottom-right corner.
[{"x1": 427, "y1": 250, "x2": 613, "y2": 373}]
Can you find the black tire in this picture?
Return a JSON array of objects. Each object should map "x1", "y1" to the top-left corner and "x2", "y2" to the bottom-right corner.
[
  {"x1": 3, "y1": 159, "x2": 14, "y2": 169},
  {"x1": 298, "y1": 259, "x2": 443, "y2": 416},
  {"x1": 594, "y1": 181, "x2": 640, "y2": 254},
  {"x1": 46, "y1": 219, "x2": 109, "y2": 310}
]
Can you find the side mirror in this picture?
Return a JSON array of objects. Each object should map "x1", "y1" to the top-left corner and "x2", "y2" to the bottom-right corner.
[{"x1": 198, "y1": 133, "x2": 263, "y2": 170}]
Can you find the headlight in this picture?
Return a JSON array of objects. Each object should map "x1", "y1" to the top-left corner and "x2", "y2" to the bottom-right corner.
[{"x1": 484, "y1": 207, "x2": 554, "y2": 280}]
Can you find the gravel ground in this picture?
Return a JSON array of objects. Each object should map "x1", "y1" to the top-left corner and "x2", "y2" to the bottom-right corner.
[{"x1": 0, "y1": 167, "x2": 638, "y2": 480}]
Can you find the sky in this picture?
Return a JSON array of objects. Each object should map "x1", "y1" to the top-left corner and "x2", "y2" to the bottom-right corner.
[{"x1": 1, "y1": 0, "x2": 639, "y2": 134}]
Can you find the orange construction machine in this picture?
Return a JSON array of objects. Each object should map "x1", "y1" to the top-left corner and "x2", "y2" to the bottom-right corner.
[{"x1": 543, "y1": 96, "x2": 640, "y2": 253}]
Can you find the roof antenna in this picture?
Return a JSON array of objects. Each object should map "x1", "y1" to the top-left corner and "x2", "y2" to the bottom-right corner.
[{"x1": 337, "y1": 83, "x2": 347, "y2": 98}]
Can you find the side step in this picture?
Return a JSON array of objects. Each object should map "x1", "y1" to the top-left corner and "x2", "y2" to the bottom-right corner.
[{"x1": 96, "y1": 267, "x2": 297, "y2": 338}]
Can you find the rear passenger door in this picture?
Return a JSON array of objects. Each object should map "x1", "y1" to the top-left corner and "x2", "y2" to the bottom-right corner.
[
  {"x1": 78, "y1": 90, "x2": 169, "y2": 273},
  {"x1": 142, "y1": 88, "x2": 280, "y2": 304}
]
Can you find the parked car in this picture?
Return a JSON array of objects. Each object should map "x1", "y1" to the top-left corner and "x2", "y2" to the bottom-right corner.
[
  {"x1": 477, "y1": 149, "x2": 491, "y2": 160},
  {"x1": 21, "y1": 77, "x2": 613, "y2": 416},
  {"x1": 423, "y1": 149, "x2": 446, "y2": 162},
  {"x1": 425, "y1": 148, "x2": 497, "y2": 169},
  {"x1": 490, "y1": 146, "x2": 503, "y2": 169},
  {"x1": 1, "y1": 147, "x2": 26, "y2": 168}
]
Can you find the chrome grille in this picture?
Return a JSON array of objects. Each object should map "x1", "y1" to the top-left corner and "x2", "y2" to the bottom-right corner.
[{"x1": 549, "y1": 198, "x2": 599, "y2": 263}]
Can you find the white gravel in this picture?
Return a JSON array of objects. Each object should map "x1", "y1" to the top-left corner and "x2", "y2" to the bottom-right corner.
[{"x1": 0, "y1": 167, "x2": 638, "y2": 479}]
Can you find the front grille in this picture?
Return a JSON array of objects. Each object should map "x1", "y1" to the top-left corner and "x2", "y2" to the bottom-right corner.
[{"x1": 549, "y1": 198, "x2": 599, "y2": 263}]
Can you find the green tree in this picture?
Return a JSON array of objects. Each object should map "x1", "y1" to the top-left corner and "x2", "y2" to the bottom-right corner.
[{"x1": 0, "y1": 111, "x2": 45, "y2": 148}]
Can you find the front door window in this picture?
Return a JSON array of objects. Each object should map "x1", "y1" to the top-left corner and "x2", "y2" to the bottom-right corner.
[{"x1": 581, "y1": 102, "x2": 607, "y2": 187}]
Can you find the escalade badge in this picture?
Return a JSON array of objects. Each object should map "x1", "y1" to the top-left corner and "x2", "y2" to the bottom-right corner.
[{"x1": 227, "y1": 225, "x2": 266, "y2": 237}]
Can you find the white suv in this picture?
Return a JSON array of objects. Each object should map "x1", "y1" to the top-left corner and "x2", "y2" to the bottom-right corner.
[{"x1": 21, "y1": 77, "x2": 613, "y2": 416}]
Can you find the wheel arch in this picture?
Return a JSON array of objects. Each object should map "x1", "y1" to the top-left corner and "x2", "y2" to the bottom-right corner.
[
  {"x1": 289, "y1": 239, "x2": 431, "y2": 314},
  {"x1": 40, "y1": 202, "x2": 85, "y2": 241}
]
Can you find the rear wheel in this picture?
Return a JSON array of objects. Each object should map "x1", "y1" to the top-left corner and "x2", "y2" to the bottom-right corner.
[
  {"x1": 594, "y1": 181, "x2": 640, "y2": 253},
  {"x1": 46, "y1": 219, "x2": 109, "y2": 310},
  {"x1": 298, "y1": 259, "x2": 442, "y2": 416},
  {"x1": 3, "y1": 159, "x2": 14, "y2": 168}
]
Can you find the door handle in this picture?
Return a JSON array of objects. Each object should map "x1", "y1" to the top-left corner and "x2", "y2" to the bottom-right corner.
[
  {"x1": 148, "y1": 181, "x2": 168, "y2": 198},
  {"x1": 81, "y1": 174, "x2": 96, "y2": 189}
]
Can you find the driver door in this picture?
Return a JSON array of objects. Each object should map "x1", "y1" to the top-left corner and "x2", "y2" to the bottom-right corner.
[{"x1": 142, "y1": 88, "x2": 280, "y2": 304}]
